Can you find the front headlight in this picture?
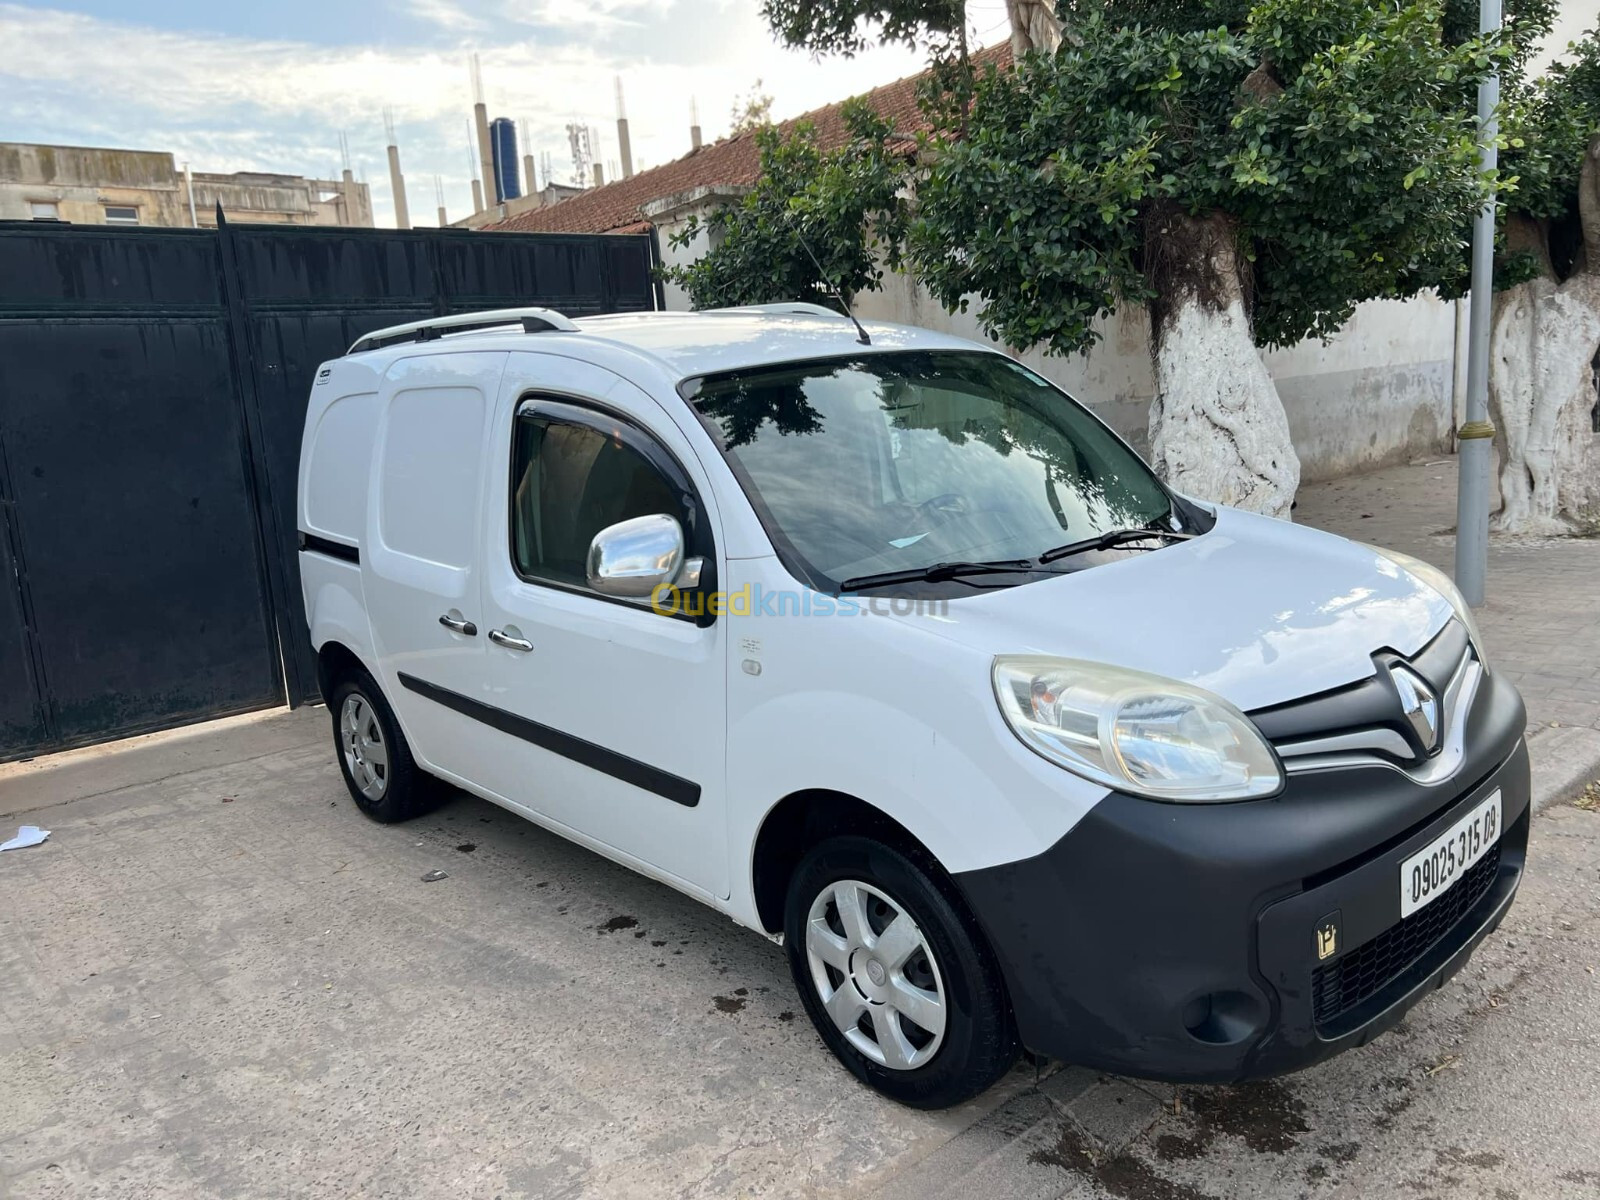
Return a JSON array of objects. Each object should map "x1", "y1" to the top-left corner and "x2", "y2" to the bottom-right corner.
[
  {"x1": 1367, "y1": 545, "x2": 1487, "y2": 663},
  {"x1": 992, "y1": 656, "x2": 1283, "y2": 803}
]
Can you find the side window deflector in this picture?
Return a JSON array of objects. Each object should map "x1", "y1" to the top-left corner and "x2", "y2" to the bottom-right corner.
[{"x1": 509, "y1": 395, "x2": 718, "y2": 625}]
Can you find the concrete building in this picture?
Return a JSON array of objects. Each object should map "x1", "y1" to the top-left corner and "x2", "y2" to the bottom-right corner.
[
  {"x1": 450, "y1": 181, "x2": 587, "y2": 230},
  {"x1": 0, "y1": 142, "x2": 374, "y2": 228},
  {"x1": 483, "y1": 47, "x2": 1469, "y2": 482},
  {"x1": 187, "y1": 170, "x2": 373, "y2": 228}
]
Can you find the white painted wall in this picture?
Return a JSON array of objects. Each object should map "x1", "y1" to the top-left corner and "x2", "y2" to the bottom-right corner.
[
  {"x1": 655, "y1": 218, "x2": 712, "y2": 312},
  {"x1": 655, "y1": 207, "x2": 1461, "y2": 482},
  {"x1": 648, "y1": 189, "x2": 747, "y2": 313}
]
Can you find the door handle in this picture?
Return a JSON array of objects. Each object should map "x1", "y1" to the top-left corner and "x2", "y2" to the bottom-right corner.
[
  {"x1": 488, "y1": 629, "x2": 534, "y2": 652},
  {"x1": 438, "y1": 613, "x2": 478, "y2": 636}
]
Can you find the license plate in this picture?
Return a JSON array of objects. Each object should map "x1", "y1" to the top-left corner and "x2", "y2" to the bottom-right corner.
[{"x1": 1400, "y1": 790, "x2": 1501, "y2": 919}]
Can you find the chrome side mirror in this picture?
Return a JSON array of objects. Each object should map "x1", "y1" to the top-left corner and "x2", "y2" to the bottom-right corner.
[{"x1": 587, "y1": 514, "x2": 685, "y2": 598}]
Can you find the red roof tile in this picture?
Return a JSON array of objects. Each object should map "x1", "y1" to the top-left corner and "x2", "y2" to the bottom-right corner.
[{"x1": 487, "y1": 44, "x2": 1010, "y2": 236}]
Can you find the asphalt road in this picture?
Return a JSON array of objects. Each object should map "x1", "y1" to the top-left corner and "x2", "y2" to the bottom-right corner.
[{"x1": 0, "y1": 710, "x2": 1597, "y2": 1199}]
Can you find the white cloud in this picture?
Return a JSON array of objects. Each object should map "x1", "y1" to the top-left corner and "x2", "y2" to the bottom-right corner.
[
  {"x1": 5, "y1": 0, "x2": 1594, "y2": 230},
  {"x1": 0, "y1": 1, "x2": 927, "y2": 228},
  {"x1": 406, "y1": 0, "x2": 487, "y2": 34},
  {"x1": 409, "y1": 0, "x2": 668, "y2": 35},
  {"x1": 505, "y1": 0, "x2": 671, "y2": 32}
]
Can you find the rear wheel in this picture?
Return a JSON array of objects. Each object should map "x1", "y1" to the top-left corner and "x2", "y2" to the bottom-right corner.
[
  {"x1": 784, "y1": 835, "x2": 1018, "y2": 1108},
  {"x1": 329, "y1": 669, "x2": 439, "y2": 822}
]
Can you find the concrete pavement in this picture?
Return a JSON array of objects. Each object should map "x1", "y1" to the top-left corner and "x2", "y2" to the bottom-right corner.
[
  {"x1": 2, "y1": 457, "x2": 1599, "y2": 1199},
  {"x1": 1, "y1": 711, "x2": 1023, "y2": 1197},
  {"x1": 871, "y1": 803, "x2": 1600, "y2": 1200},
  {"x1": 2, "y1": 707, "x2": 1597, "y2": 1199},
  {"x1": 1295, "y1": 458, "x2": 1600, "y2": 744}
]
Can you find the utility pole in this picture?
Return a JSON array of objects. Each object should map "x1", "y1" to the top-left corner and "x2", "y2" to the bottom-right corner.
[{"x1": 1453, "y1": 0, "x2": 1501, "y2": 606}]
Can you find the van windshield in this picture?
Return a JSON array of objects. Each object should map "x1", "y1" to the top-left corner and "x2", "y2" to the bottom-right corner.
[{"x1": 682, "y1": 351, "x2": 1176, "y2": 592}]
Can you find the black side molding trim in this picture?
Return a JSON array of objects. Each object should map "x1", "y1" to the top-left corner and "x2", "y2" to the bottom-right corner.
[
  {"x1": 298, "y1": 532, "x2": 360, "y2": 565},
  {"x1": 396, "y1": 672, "x2": 701, "y2": 808}
]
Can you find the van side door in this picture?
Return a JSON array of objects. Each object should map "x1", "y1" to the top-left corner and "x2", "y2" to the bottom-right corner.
[
  {"x1": 361, "y1": 351, "x2": 505, "y2": 778},
  {"x1": 469, "y1": 353, "x2": 729, "y2": 898}
]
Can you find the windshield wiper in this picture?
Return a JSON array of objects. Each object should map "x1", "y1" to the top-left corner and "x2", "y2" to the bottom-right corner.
[
  {"x1": 1037, "y1": 526, "x2": 1194, "y2": 565},
  {"x1": 838, "y1": 558, "x2": 1036, "y2": 592}
]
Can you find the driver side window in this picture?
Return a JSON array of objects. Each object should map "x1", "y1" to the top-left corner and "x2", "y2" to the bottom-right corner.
[{"x1": 510, "y1": 410, "x2": 680, "y2": 590}]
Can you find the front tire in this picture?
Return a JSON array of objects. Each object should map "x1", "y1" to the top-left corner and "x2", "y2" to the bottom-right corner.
[
  {"x1": 329, "y1": 668, "x2": 439, "y2": 823},
  {"x1": 784, "y1": 835, "x2": 1018, "y2": 1108}
]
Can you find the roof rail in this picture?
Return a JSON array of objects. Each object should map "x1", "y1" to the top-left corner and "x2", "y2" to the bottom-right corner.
[
  {"x1": 347, "y1": 307, "x2": 580, "y2": 355},
  {"x1": 706, "y1": 302, "x2": 843, "y2": 319}
]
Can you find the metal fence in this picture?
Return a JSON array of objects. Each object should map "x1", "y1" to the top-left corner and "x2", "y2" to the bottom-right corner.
[{"x1": 0, "y1": 218, "x2": 657, "y2": 761}]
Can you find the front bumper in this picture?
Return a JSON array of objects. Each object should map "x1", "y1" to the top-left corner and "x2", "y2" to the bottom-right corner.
[{"x1": 954, "y1": 670, "x2": 1529, "y2": 1083}]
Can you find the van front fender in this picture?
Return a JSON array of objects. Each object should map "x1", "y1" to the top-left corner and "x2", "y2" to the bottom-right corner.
[{"x1": 725, "y1": 686, "x2": 1106, "y2": 923}]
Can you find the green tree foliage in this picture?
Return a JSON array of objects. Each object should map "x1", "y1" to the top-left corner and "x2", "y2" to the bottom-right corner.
[
  {"x1": 730, "y1": 80, "x2": 776, "y2": 135},
  {"x1": 759, "y1": 0, "x2": 964, "y2": 56},
  {"x1": 694, "y1": 0, "x2": 1522, "y2": 357},
  {"x1": 1498, "y1": 25, "x2": 1600, "y2": 279},
  {"x1": 910, "y1": 1, "x2": 1508, "y2": 355},
  {"x1": 661, "y1": 100, "x2": 911, "y2": 310}
]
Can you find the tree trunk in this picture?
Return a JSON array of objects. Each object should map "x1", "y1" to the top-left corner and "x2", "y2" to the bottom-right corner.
[
  {"x1": 1489, "y1": 137, "x2": 1600, "y2": 534},
  {"x1": 1005, "y1": 0, "x2": 1062, "y2": 56},
  {"x1": 1145, "y1": 209, "x2": 1301, "y2": 519},
  {"x1": 1489, "y1": 273, "x2": 1600, "y2": 533}
]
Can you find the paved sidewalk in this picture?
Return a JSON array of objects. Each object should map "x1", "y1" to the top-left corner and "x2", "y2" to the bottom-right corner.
[{"x1": 1295, "y1": 456, "x2": 1600, "y2": 740}]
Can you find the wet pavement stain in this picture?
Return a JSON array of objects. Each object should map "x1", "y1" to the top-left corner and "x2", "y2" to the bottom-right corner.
[
  {"x1": 597, "y1": 915, "x2": 638, "y2": 934},
  {"x1": 1032, "y1": 1122, "x2": 1218, "y2": 1200},
  {"x1": 712, "y1": 994, "x2": 747, "y2": 1014},
  {"x1": 1437, "y1": 1146, "x2": 1506, "y2": 1170},
  {"x1": 1373, "y1": 1073, "x2": 1418, "y2": 1129},
  {"x1": 1153, "y1": 1080, "x2": 1310, "y2": 1161},
  {"x1": 1304, "y1": 1142, "x2": 1364, "y2": 1185},
  {"x1": 1152, "y1": 1132, "x2": 1206, "y2": 1163}
]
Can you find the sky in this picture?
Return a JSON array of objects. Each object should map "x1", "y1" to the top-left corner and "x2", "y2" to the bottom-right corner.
[{"x1": 0, "y1": 0, "x2": 1595, "y2": 230}]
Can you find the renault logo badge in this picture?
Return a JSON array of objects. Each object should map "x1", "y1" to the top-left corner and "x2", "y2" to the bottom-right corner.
[
  {"x1": 1388, "y1": 663, "x2": 1441, "y2": 755},
  {"x1": 1316, "y1": 912, "x2": 1341, "y2": 961}
]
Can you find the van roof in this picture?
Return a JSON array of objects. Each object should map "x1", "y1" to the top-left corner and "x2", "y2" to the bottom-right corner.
[{"x1": 345, "y1": 305, "x2": 984, "y2": 382}]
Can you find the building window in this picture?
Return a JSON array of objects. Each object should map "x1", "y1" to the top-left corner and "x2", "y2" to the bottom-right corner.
[
  {"x1": 102, "y1": 205, "x2": 140, "y2": 225},
  {"x1": 29, "y1": 201, "x2": 60, "y2": 220}
]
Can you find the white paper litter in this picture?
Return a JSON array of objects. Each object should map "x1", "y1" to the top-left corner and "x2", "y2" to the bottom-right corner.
[{"x1": 0, "y1": 825, "x2": 50, "y2": 852}]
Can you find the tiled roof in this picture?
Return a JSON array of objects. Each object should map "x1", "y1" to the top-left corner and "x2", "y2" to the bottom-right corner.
[{"x1": 487, "y1": 44, "x2": 1010, "y2": 236}]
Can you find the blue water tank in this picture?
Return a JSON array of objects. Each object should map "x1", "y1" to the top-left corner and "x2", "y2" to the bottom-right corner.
[{"x1": 490, "y1": 117, "x2": 521, "y2": 203}]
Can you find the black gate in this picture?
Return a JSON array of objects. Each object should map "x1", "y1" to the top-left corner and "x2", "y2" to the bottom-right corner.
[{"x1": 0, "y1": 220, "x2": 656, "y2": 761}]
